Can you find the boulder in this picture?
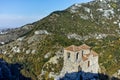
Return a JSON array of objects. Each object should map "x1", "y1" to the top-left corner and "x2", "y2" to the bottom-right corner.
[{"x1": 26, "y1": 49, "x2": 31, "y2": 54}]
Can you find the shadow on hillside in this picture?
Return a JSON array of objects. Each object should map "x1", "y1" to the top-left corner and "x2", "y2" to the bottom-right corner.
[
  {"x1": 0, "y1": 58, "x2": 31, "y2": 80},
  {"x1": 59, "y1": 71, "x2": 120, "y2": 80}
]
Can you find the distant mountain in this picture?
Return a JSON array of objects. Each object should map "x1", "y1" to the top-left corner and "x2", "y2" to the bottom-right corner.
[
  {"x1": 0, "y1": 24, "x2": 34, "y2": 44},
  {"x1": 0, "y1": 0, "x2": 120, "y2": 80}
]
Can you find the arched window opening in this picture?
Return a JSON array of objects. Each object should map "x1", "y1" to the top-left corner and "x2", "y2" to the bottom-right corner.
[
  {"x1": 88, "y1": 61, "x2": 90, "y2": 67},
  {"x1": 76, "y1": 52, "x2": 79, "y2": 60},
  {"x1": 67, "y1": 52, "x2": 70, "y2": 59},
  {"x1": 82, "y1": 50, "x2": 84, "y2": 56}
]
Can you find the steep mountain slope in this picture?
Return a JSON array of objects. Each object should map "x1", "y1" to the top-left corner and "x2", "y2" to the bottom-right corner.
[
  {"x1": 0, "y1": 24, "x2": 34, "y2": 45},
  {"x1": 0, "y1": 0, "x2": 120, "y2": 80},
  {"x1": 34, "y1": 0, "x2": 120, "y2": 36}
]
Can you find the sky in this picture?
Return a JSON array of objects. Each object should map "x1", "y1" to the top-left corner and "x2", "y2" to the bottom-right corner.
[{"x1": 0, "y1": 0, "x2": 93, "y2": 29}]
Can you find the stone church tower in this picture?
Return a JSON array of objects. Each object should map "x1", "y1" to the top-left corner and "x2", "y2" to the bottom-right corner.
[{"x1": 61, "y1": 44, "x2": 99, "y2": 74}]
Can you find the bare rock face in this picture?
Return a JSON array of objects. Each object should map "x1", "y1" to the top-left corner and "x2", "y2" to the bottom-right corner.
[
  {"x1": 17, "y1": 36, "x2": 25, "y2": 42},
  {"x1": 12, "y1": 46, "x2": 21, "y2": 53},
  {"x1": 26, "y1": 49, "x2": 31, "y2": 54},
  {"x1": 34, "y1": 30, "x2": 49, "y2": 35},
  {"x1": 118, "y1": 70, "x2": 120, "y2": 76},
  {"x1": 44, "y1": 52, "x2": 51, "y2": 58},
  {"x1": 31, "y1": 50, "x2": 36, "y2": 54}
]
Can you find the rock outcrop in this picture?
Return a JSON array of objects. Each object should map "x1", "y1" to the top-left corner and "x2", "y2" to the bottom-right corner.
[{"x1": 0, "y1": 59, "x2": 31, "y2": 80}]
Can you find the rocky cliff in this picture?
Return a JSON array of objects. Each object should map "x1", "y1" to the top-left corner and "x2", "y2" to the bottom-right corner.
[{"x1": 0, "y1": 59, "x2": 31, "y2": 80}]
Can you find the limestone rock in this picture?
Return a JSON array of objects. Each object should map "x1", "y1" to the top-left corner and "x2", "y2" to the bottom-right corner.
[
  {"x1": 34, "y1": 30, "x2": 49, "y2": 35},
  {"x1": 118, "y1": 70, "x2": 120, "y2": 76},
  {"x1": 102, "y1": 9, "x2": 115, "y2": 19},
  {"x1": 48, "y1": 56, "x2": 58, "y2": 64},
  {"x1": 44, "y1": 52, "x2": 51, "y2": 58},
  {"x1": 31, "y1": 50, "x2": 36, "y2": 54},
  {"x1": 17, "y1": 36, "x2": 25, "y2": 41},
  {"x1": 84, "y1": 7, "x2": 91, "y2": 13},
  {"x1": 12, "y1": 46, "x2": 21, "y2": 53},
  {"x1": 26, "y1": 49, "x2": 31, "y2": 54}
]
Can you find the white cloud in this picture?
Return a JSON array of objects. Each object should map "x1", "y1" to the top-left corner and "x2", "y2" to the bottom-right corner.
[{"x1": 0, "y1": 14, "x2": 45, "y2": 29}]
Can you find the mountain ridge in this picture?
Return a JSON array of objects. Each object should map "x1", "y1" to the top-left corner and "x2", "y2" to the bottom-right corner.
[{"x1": 0, "y1": 0, "x2": 120, "y2": 80}]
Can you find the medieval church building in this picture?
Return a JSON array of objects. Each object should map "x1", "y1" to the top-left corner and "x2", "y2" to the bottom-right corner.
[{"x1": 61, "y1": 44, "x2": 99, "y2": 75}]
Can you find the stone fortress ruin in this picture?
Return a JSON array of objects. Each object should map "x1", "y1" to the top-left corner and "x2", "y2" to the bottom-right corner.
[{"x1": 61, "y1": 44, "x2": 99, "y2": 75}]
